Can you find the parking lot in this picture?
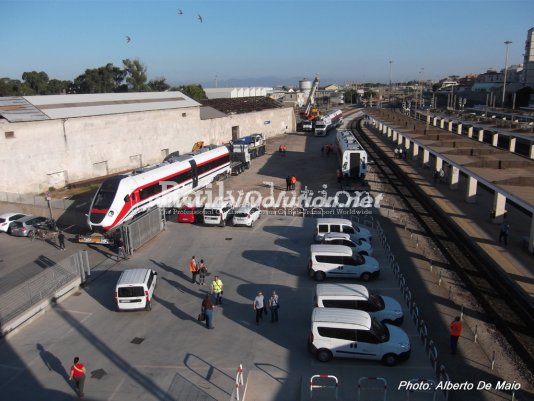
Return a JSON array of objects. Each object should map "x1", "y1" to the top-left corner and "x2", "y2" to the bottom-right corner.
[{"x1": 0, "y1": 124, "x2": 447, "y2": 401}]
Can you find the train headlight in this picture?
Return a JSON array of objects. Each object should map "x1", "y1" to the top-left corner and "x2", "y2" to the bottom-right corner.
[{"x1": 108, "y1": 210, "x2": 115, "y2": 217}]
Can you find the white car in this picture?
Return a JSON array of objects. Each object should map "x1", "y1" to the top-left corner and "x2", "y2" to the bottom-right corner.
[
  {"x1": 232, "y1": 205, "x2": 261, "y2": 227},
  {"x1": 0, "y1": 213, "x2": 28, "y2": 233},
  {"x1": 321, "y1": 232, "x2": 373, "y2": 256},
  {"x1": 203, "y1": 201, "x2": 234, "y2": 227}
]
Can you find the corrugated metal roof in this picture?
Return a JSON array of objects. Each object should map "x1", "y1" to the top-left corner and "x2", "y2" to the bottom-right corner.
[
  {"x1": 199, "y1": 106, "x2": 227, "y2": 120},
  {"x1": 0, "y1": 92, "x2": 200, "y2": 122}
]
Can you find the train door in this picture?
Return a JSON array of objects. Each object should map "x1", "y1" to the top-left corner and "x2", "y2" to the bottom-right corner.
[
  {"x1": 189, "y1": 160, "x2": 199, "y2": 188},
  {"x1": 349, "y1": 152, "x2": 361, "y2": 178}
]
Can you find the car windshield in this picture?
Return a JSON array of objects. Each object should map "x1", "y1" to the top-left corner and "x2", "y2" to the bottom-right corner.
[
  {"x1": 370, "y1": 318, "x2": 389, "y2": 342},
  {"x1": 368, "y1": 293, "x2": 385, "y2": 309},
  {"x1": 93, "y1": 190, "x2": 116, "y2": 209}
]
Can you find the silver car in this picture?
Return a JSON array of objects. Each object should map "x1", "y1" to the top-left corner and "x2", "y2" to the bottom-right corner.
[
  {"x1": 8, "y1": 215, "x2": 50, "y2": 237},
  {"x1": 0, "y1": 213, "x2": 28, "y2": 233}
]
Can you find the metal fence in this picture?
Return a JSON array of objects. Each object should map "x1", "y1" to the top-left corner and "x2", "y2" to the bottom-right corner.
[
  {"x1": 0, "y1": 250, "x2": 89, "y2": 335},
  {"x1": 0, "y1": 191, "x2": 75, "y2": 210},
  {"x1": 122, "y1": 207, "x2": 166, "y2": 254}
]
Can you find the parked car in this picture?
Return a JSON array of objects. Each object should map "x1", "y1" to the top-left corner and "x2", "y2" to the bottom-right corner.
[
  {"x1": 0, "y1": 213, "x2": 28, "y2": 233},
  {"x1": 308, "y1": 244, "x2": 380, "y2": 282},
  {"x1": 203, "y1": 201, "x2": 234, "y2": 227},
  {"x1": 232, "y1": 205, "x2": 261, "y2": 227},
  {"x1": 314, "y1": 218, "x2": 372, "y2": 243},
  {"x1": 8, "y1": 215, "x2": 50, "y2": 237},
  {"x1": 177, "y1": 204, "x2": 204, "y2": 224},
  {"x1": 321, "y1": 232, "x2": 373, "y2": 256},
  {"x1": 314, "y1": 283, "x2": 404, "y2": 325},
  {"x1": 115, "y1": 268, "x2": 157, "y2": 311},
  {"x1": 308, "y1": 307, "x2": 411, "y2": 365}
]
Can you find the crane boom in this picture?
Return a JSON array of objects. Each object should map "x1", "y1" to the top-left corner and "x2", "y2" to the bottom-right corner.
[{"x1": 304, "y1": 77, "x2": 320, "y2": 116}]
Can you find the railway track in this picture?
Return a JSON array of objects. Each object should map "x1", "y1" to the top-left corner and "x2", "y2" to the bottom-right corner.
[{"x1": 349, "y1": 116, "x2": 534, "y2": 372}]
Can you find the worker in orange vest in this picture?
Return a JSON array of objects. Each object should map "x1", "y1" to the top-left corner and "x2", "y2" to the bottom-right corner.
[
  {"x1": 290, "y1": 175, "x2": 296, "y2": 190},
  {"x1": 450, "y1": 316, "x2": 462, "y2": 355},
  {"x1": 189, "y1": 256, "x2": 199, "y2": 284}
]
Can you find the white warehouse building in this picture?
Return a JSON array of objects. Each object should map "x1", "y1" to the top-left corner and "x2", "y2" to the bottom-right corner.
[
  {"x1": 0, "y1": 91, "x2": 294, "y2": 194},
  {"x1": 204, "y1": 87, "x2": 272, "y2": 99}
]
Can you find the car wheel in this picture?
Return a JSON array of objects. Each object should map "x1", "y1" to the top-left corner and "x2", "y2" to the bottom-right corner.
[
  {"x1": 314, "y1": 271, "x2": 326, "y2": 282},
  {"x1": 28, "y1": 230, "x2": 35, "y2": 240},
  {"x1": 145, "y1": 300, "x2": 152, "y2": 311},
  {"x1": 316, "y1": 349, "x2": 332, "y2": 363},
  {"x1": 382, "y1": 353, "x2": 398, "y2": 366},
  {"x1": 220, "y1": 219, "x2": 226, "y2": 227},
  {"x1": 249, "y1": 220, "x2": 254, "y2": 228},
  {"x1": 361, "y1": 272, "x2": 371, "y2": 282},
  {"x1": 7, "y1": 227, "x2": 12, "y2": 235}
]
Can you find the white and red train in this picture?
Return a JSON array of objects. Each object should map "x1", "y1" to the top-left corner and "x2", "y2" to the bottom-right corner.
[{"x1": 87, "y1": 145, "x2": 231, "y2": 230}]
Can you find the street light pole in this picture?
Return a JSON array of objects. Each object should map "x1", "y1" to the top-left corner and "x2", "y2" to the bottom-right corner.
[
  {"x1": 502, "y1": 40, "x2": 512, "y2": 107},
  {"x1": 389, "y1": 60, "x2": 393, "y2": 105}
]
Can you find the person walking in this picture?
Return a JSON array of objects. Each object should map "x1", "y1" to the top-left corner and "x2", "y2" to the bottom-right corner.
[
  {"x1": 439, "y1": 168, "x2": 445, "y2": 184},
  {"x1": 69, "y1": 356, "x2": 86, "y2": 398},
  {"x1": 285, "y1": 176, "x2": 291, "y2": 191},
  {"x1": 115, "y1": 237, "x2": 127, "y2": 260},
  {"x1": 450, "y1": 316, "x2": 462, "y2": 355},
  {"x1": 201, "y1": 294, "x2": 215, "y2": 329},
  {"x1": 336, "y1": 168, "x2": 342, "y2": 183},
  {"x1": 394, "y1": 147, "x2": 399, "y2": 159},
  {"x1": 189, "y1": 256, "x2": 198, "y2": 284},
  {"x1": 291, "y1": 175, "x2": 297, "y2": 190},
  {"x1": 58, "y1": 231, "x2": 66, "y2": 251},
  {"x1": 211, "y1": 275, "x2": 224, "y2": 305},
  {"x1": 499, "y1": 221, "x2": 510, "y2": 246},
  {"x1": 198, "y1": 259, "x2": 208, "y2": 285},
  {"x1": 268, "y1": 290, "x2": 279, "y2": 323},
  {"x1": 398, "y1": 147, "x2": 403, "y2": 159},
  {"x1": 253, "y1": 291, "x2": 265, "y2": 325}
]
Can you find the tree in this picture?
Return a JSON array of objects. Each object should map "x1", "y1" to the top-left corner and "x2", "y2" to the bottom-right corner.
[
  {"x1": 69, "y1": 63, "x2": 126, "y2": 94},
  {"x1": 148, "y1": 78, "x2": 170, "y2": 92},
  {"x1": 172, "y1": 84, "x2": 207, "y2": 101},
  {"x1": 123, "y1": 59, "x2": 148, "y2": 92},
  {"x1": 0, "y1": 78, "x2": 22, "y2": 96},
  {"x1": 46, "y1": 79, "x2": 71, "y2": 95},
  {"x1": 21, "y1": 71, "x2": 49, "y2": 94}
]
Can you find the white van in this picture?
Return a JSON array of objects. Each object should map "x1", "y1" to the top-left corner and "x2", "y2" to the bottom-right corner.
[
  {"x1": 308, "y1": 244, "x2": 380, "y2": 282},
  {"x1": 314, "y1": 218, "x2": 372, "y2": 243},
  {"x1": 115, "y1": 268, "x2": 157, "y2": 311},
  {"x1": 321, "y1": 232, "x2": 373, "y2": 256},
  {"x1": 315, "y1": 283, "x2": 404, "y2": 325},
  {"x1": 308, "y1": 307, "x2": 411, "y2": 365},
  {"x1": 203, "y1": 201, "x2": 234, "y2": 227}
]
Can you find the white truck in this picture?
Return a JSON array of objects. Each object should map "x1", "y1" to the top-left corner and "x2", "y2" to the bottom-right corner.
[
  {"x1": 231, "y1": 133, "x2": 266, "y2": 158},
  {"x1": 314, "y1": 110, "x2": 343, "y2": 136}
]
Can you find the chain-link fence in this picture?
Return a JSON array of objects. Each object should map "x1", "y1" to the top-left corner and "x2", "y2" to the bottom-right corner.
[{"x1": 0, "y1": 250, "x2": 89, "y2": 335}]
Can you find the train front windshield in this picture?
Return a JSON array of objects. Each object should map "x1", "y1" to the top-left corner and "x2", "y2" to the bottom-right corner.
[{"x1": 92, "y1": 176, "x2": 125, "y2": 210}]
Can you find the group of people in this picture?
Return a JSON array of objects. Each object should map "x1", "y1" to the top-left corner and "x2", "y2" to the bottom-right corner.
[
  {"x1": 278, "y1": 144, "x2": 287, "y2": 155},
  {"x1": 253, "y1": 290, "x2": 280, "y2": 324},
  {"x1": 394, "y1": 146, "x2": 407, "y2": 159},
  {"x1": 285, "y1": 175, "x2": 297, "y2": 191},
  {"x1": 189, "y1": 255, "x2": 209, "y2": 285}
]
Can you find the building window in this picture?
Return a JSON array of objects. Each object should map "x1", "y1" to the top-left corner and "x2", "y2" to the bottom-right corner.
[{"x1": 5, "y1": 131, "x2": 14, "y2": 139}]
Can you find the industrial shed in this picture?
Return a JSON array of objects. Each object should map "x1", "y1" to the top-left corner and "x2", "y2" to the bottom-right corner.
[{"x1": 0, "y1": 92, "x2": 295, "y2": 194}]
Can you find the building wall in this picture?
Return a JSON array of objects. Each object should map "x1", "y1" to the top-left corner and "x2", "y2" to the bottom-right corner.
[
  {"x1": 0, "y1": 106, "x2": 295, "y2": 194},
  {"x1": 524, "y1": 27, "x2": 534, "y2": 88}
]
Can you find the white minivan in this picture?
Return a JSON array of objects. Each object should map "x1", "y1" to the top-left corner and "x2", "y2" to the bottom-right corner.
[
  {"x1": 203, "y1": 201, "x2": 234, "y2": 227},
  {"x1": 115, "y1": 268, "x2": 157, "y2": 311},
  {"x1": 321, "y1": 232, "x2": 373, "y2": 256},
  {"x1": 308, "y1": 307, "x2": 411, "y2": 366},
  {"x1": 308, "y1": 244, "x2": 380, "y2": 282},
  {"x1": 315, "y1": 283, "x2": 404, "y2": 325},
  {"x1": 314, "y1": 218, "x2": 372, "y2": 243}
]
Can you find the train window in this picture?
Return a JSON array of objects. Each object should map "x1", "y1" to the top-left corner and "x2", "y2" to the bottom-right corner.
[{"x1": 124, "y1": 194, "x2": 130, "y2": 202}]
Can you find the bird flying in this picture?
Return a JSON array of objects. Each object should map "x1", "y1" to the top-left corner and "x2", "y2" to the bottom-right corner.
[
  {"x1": 197, "y1": 14, "x2": 203, "y2": 23},
  {"x1": 177, "y1": 9, "x2": 183, "y2": 15},
  {"x1": 126, "y1": 36, "x2": 131, "y2": 43}
]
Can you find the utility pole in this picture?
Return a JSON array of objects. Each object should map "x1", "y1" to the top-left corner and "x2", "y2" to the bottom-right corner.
[
  {"x1": 389, "y1": 60, "x2": 393, "y2": 105},
  {"x1": 502, "y1": 40, "x2": 512, "y2": 107}
]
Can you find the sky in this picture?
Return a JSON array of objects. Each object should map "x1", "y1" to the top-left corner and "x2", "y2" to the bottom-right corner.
[{"x1": 2, "y1": 0, "x2": 534, "y2": 87}]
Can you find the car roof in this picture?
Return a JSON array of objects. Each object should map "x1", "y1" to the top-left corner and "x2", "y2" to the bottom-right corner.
[
  {"x1": 204, "y1": 201, "x2": 231, "y2": 209},
  {"x1": 0, "y1": 212, "x2": 28, "y2": 219},
  {"x1": 323, "y1": 232, "x2": 351, "y2": 241},
  {"x1": 117, "y1": 268, "x2": 152, "y2": 286},
  {"x1": 316, "y1": 218, "x2": 353, "y2": 225},
  {"x1": 13, "y1": 215, "x2": 39, "y2": 223},
  {"x1": 310, "y1": 244, "x2": 353, "y2": 256},
  {"x1": 234, "y1": 205, "x2": 257, "y2": 212},
  {"x1": 312, "y1": 307, "x2": 371, "y2": 329},
  {"x1": 316, "y1": 283, "x2": 369, "y2": 299}
]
